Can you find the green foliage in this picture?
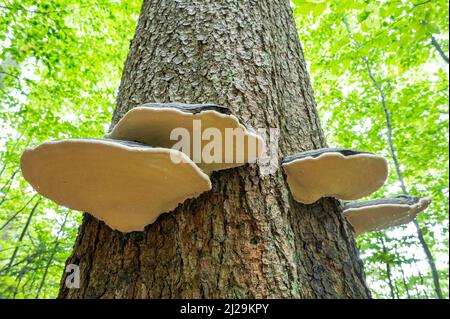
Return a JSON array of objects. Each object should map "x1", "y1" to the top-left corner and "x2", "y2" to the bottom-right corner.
[
  {"x1": 0, "y1": 0, "x2": 448, "y2": 298},
  {"x1": 293, "y1": 0, "x2": 449, "y2": 299},
  {"x1": 0, "y1": 0, "x2": 141, "y2": 298}
]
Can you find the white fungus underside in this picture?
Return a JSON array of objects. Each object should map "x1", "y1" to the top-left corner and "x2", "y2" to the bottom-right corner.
[
  {"x1": 282, "y1": 153, "x2": 388, "y2": 204},
  {"x1": 20, "y1": 139, "x2": 211, "y2": 232},
  {"x1": 106, "y1": 107, "x2": 264, "y2": 172},
  {"x1": 344, "y1": 198, "x2": 431, "y2": 235}
]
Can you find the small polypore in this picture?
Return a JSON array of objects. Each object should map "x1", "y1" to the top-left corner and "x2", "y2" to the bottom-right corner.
[
  {"x1": 343, "y1": 195, "x2": 432, "y2": 235},
  {"x1": 20, "y1": 138, "x2": 211, "y2": 232},
  {"x1": 282, "y1": 148, "x2": 388, "y2": 204},
  {"x1": 106, "y1": 103, "x2": 264, "y2": 172}
]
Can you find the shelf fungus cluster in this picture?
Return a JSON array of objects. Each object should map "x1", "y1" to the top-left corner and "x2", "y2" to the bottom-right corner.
[
  {"x1": 343, "y1": 195, "x2": 432, "y2": 236},
  {"x1": 20, "y1": 103, "x2": 263, "y2": 232},
  {"x1": 282, "y1": 148, "x2": 431, "y2": 235},
  {"x1": 106, "y1": 103, "x2": 264, "y2": 172},
  {"x1": 21, "y1": 103, "x2": 430, "y2": 236}
]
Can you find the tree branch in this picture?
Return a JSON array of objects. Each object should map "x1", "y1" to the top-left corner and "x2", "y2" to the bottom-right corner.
[
  {"x1": 5, "y1": 198, "x2": 41, "y2": 272},
  {"x1": 0, "y1": 70, "x2": 20, "y2": 80},
  {"x1": 430, "y1": 35, "x2": 449, "y2": 64},
  {"x1": 0, "y1": 194, "x2": 39, "y2": 231}
]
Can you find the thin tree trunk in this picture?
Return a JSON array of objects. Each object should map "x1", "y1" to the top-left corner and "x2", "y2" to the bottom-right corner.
[
  {"x1": 430, "y1": 35, "x2": 449, "y2": 64},
  {"x1": 412, "y1": 219, "x2": 443, "y2": 298},
  {"x1": 35, "y1": 211, "x2": 69, "y2": 298},
  {"x1": 380, "y1": 236, "x2": 396, "y2": 299},
  {"x1": 6, "y1": 198, "x2": 41, "y2": 271},
  {"x1": 394, "y1": 246, "x2": 411, "y2": 299},
  {"x1": 59, "y1": 0, "x2": 370, "y2": 299},
  {"x1": 418, "y1": 268, "x2": 430, "y2": 299},
  {"x1": 0, "y1": 169, "x2": 18, "y2": 207},
  {"x1": 0, "y1": 194, "x2": 38, "y2": 231},
  {"x1": 13, "y1": 270, "x2": 25, "y2": 299},
  {"x1": 400, "y1": 268, "x2": 411, "y2": 299},
  {"x1": 364, "y1": 54, "x2": 443, "y2": 300},
  {"x1": 343, "y1": 14, "x2": 443, "y2": 300},
  {"x1": 413, "y1": 279, "x2": 422, "y2": 298}
]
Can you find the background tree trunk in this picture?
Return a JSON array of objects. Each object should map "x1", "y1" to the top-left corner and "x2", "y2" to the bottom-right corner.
[{"x1": 58, "y1": 0, "x2": 371, "y2": 299}]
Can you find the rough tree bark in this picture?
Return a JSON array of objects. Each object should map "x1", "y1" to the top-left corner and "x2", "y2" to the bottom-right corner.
[{"x1": 58, "y1": 0, "x2": 371, "y2": 299}]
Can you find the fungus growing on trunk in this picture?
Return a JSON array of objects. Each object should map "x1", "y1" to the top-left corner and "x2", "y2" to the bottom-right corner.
[
  {"x1": 106, "y1": 103, "x2": 264, "y2": 172},
  {"x1": 20, "y1": 138, "x2": 211, "y2": 232},
  {"x1": 343, "y1": 195, "x2": 432, "y2": 235},
  {"x1": 282, "y1": 148, "x2": 388, "y2": 204}
]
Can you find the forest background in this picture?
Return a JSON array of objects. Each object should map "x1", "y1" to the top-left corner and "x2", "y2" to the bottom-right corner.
[{"x1": 0, "y1": 0, "x2": 448, "y2": 299}]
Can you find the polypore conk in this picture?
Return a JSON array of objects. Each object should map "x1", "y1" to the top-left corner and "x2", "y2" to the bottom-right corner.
[
  {"x1": 106, "y1": 103, "x2": 264, "y2": 172},
  {"x1": 282, "y1": 148, "x2": 388, "y2": 204},
  {"x1": 20, "y1": 138, "x2": 211, "y2": 232},
  {"x1": 343, "y1": 195, "x2": 432, "y2": 235}
]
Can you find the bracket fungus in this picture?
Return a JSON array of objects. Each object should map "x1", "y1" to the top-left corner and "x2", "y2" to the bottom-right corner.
[
  {"x1": 106, "y1": 103, "x2": 264, "y2": 172},
  {"x1": 20, "y1": 138, "x2": 211, "y2": 232},
  {"x1": 343, "y1": 195, "x2": 432, "y2": 235},
  {"x1": 282, "y1": 148, "x2": 388, "y2": 204}
]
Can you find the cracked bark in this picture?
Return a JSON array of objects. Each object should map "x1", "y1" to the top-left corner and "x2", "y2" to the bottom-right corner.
[{"x1": 58, "y1": 0, "x2": 370, "y2": 299}]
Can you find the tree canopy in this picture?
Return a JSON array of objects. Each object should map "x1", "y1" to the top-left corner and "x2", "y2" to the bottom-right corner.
[{"x1": 0, "y1": 0, "x2": 448, "y2": 298}]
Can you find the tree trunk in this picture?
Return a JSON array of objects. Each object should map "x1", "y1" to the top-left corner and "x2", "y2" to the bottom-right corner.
[
  {"x1": 58, "y1": 0, "x2": 370, "y2": 299},
  {"x1": 380, "y1": 236, "x2": 396, "y2": 299}
]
